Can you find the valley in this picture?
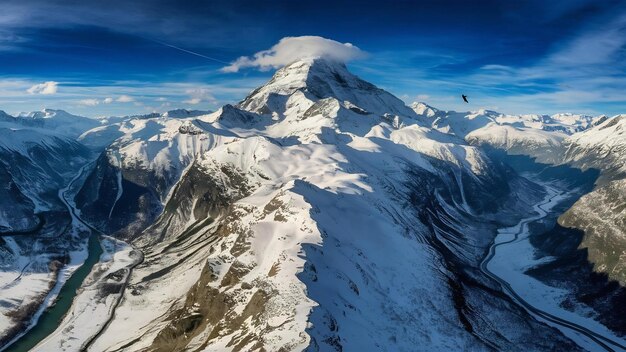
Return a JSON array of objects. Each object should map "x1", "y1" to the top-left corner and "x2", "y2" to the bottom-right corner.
[{"x1": 482, "y1": 181, "x2": 626, "y2": 351}]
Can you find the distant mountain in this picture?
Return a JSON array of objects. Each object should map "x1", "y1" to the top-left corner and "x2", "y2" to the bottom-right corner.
[
  {"x1": 13, "y1": 109, "x2": 101, "y2": 138},
  {"x1": 411, "y1": 105, "x2": 605, "y2": 163},
  {"x1": 162, "y1": 108, "x2": 212, "y2": 118},
  {"x1": 410, "y1": 101, "x2": 440, "y2": 118},
  {"x1": 0, "y1": 110, "x2": 17, "y2": 124},
  {"x1": 77, "y1": 109, "x2": 214, "y2": 150},
  {"x1": 101, "y1": 108, "x2": 213, "y2": 123}
]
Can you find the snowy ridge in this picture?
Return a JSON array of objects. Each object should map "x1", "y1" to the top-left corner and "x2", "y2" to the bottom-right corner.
[
  {"x1": 14, "y1": 109, "x2": 100, "y2": 138},
  {"x1": 411, "y1": 101, "x2": 440, "y2": 118},
  {"x1": 564, "y1": 114, "x2": 626, "y2": 176},
  {"x1": 410, "y1": 105, "x2": 606, "y2": 162}
]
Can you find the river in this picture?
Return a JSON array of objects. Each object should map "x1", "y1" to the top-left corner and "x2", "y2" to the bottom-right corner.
[
  {"x1": 480, "y1": 182, "x2": 626, "y2": 352},
  {"x1": 2, "y1": 162, "x2": 104, "y2": 352}
]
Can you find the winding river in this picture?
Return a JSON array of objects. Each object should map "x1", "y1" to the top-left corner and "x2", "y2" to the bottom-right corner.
[
  {"x1": 480, "y1": 183, "x2": 626, "y2": 352},
  {"x1": 2, "y1": 163, "x2": 104, "y2": 352}
]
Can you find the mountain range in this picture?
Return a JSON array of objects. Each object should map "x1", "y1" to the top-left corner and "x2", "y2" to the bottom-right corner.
[{"x1": 0, "y1": 58, "x2": 624, "y2": 351}]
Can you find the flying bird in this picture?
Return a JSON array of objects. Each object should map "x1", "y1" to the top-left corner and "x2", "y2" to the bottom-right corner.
[{"x1": 462, "y1": 94, "x2": 469, "y2": 103}]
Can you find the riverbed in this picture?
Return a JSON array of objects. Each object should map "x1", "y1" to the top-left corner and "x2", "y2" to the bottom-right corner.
[
  {"x1": 481, "y1": 181, "x2": 626, "y2": 351},
  {"x1": 3, "y1": 234, "x2": 103, "y2": 352}
]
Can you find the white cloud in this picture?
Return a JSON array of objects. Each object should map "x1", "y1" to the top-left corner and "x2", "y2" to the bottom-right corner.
[
  {"x1": 221, "y1": 36, "x2": 366, "y2": 73},
  {"x1": 26, "y1": 81, "x2": 58, "y2": 95},
  {"x1": 184, "y1": 98, "x2": 201, "y2": 105},
  {"x1": 78, "y1": 98, "x2": 99, "y2": 106},
  {"x1": 116, "y1": 95, "x2": 134, "y2": 102},
  {"x1": 183, "y1": 87, "x2": 216, "y2": 105},
  {"x1": 103, "y1": 97, "x2": 114, "y2": 104}
]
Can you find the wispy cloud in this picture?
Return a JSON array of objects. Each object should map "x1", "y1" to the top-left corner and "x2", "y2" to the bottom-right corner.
[
  {"x1": 116, "y1": 95, "x2": 134, "y2": 103},
  {"x1": 0, "y1": 77, "x2": 261, "y2": 117},
  {"x1": 78, "y1": 98, "x2": 99, "y2": 106},
  {"x1": 548, "y1": 15, "x2": 626, "y2": 67},
  {"x1": 0, "y1": 0, "x2": 263, "y2": 49},
  {"x1": 26, "y1": 81, "x2": 58, "y2": 95},
  {"x1": 183, "y1": 87, "x2": 216, "y2": 105},
  {"x1": 0, "y1": 30, "x2": 27, "y2": 51},
  {"x1": 461, "y1": 13, "x2": 626, "y2": 114}
]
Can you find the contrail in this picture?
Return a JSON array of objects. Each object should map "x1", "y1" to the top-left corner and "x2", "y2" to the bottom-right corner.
[{"x1": 146, "y1": 38, "x2": 231, "y2": 65}]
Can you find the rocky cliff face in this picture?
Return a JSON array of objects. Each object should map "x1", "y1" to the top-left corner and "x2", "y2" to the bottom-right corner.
[{"x1": 559, "y1": 115, "x2": 626, "y2": 284}]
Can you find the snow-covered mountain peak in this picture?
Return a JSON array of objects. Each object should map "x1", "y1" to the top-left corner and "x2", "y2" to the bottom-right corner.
[
  {"x1": 549, "y1": 112, "x2": 599, "y2": 130},
  {"x1": 238, "y1": 57, "x2": 417, "y2": 120},
  {"x1": 11, "y1": 108, "x2": 100, "y2": 138},
  {"x1": 19, "y1": 108, "x2": 74, "y2": 120},
  {"x1": 597, "y1": 114, "x2": 625, "y2": 130},
  {"x1": 0, "y1": 110, "x2": 16, "y2": 124},
  {"x1": 569, "y1": 114, "x2": 626, "y2": 147},
  {"x1": 474, "y1": 108, "x2": 499, "y2": 116},
  {"x1": 410, "y1": 102, "x2": 440, "y2": 117},
  {"x1": 269, "y1": 57, "x2": 355, "y2": 88},
  {"x1": 238, "y1": 58, "x2": 352, "y2": 103}
]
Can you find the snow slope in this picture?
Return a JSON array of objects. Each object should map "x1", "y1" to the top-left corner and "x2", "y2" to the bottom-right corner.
[
  {"x1": 14, "y1": 109, "x2": 100, "y2": 139},
  {"x1": 412, "y1": 105, "x2": 603, "y2": 163}
]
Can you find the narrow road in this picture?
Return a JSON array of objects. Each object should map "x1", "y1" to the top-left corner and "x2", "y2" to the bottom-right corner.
[
  {"x1": 480, "y1": 188, "x2": 626, "y2": 352},
  {"x1": 59, "y1": 161, "x2": 102, "y2": 236},
  {"x1": 80, "y1": 244, "x2": 144, "y2": 351}
]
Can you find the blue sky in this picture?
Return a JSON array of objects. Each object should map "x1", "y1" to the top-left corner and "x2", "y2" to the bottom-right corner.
[{"x1": 1, "y1": 0, "x2": 625, "y2": 117}]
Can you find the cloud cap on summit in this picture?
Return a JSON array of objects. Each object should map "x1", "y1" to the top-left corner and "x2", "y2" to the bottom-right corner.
[{"x1": 221, "y1": 36, "x2": 367, "y2": 73}]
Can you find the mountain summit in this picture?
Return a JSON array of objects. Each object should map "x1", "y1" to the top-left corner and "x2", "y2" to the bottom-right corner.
[{"x1": 238, "y1": 58, "x2": 417, "y2": 119}]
